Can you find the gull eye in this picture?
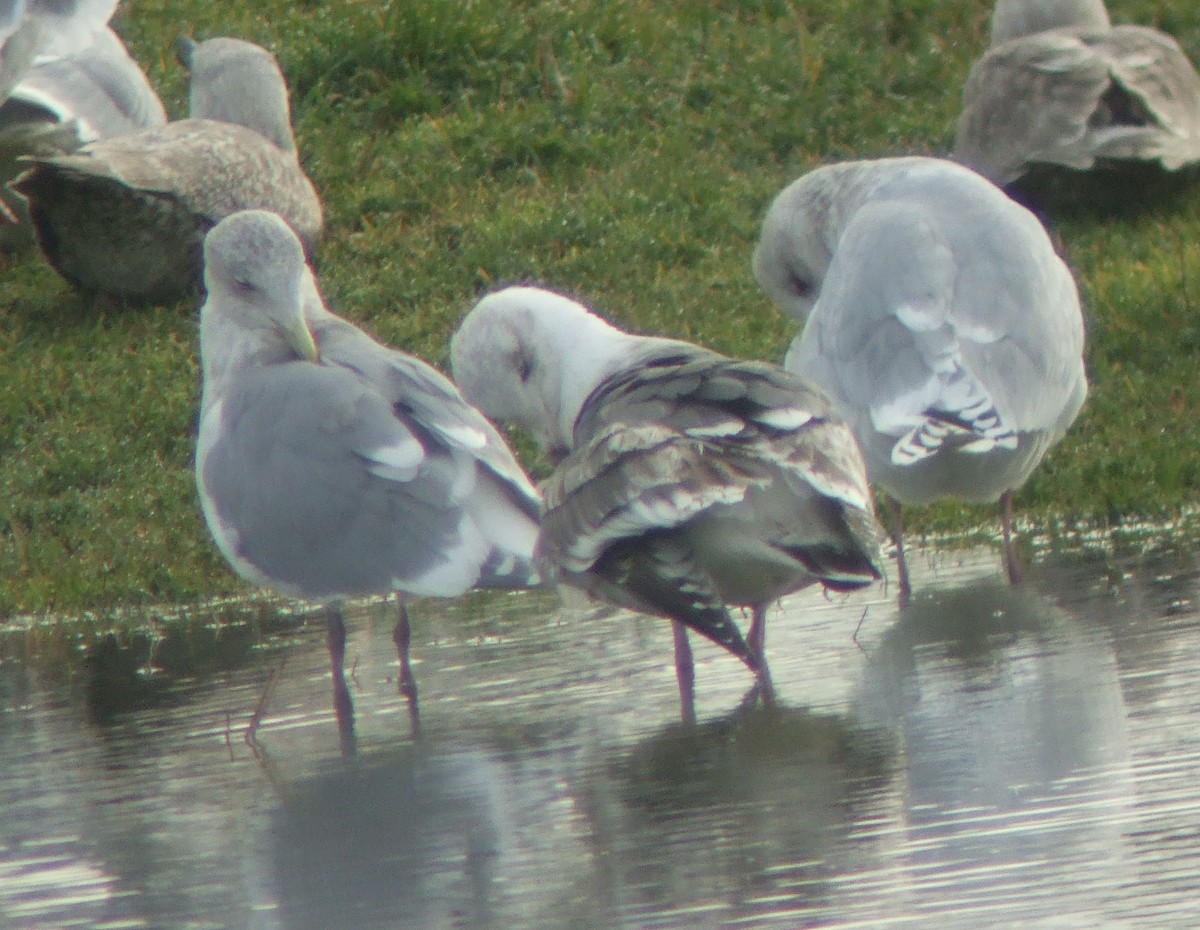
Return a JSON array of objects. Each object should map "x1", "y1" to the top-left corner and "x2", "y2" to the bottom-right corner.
[
  {"x1": 786, "y1": 269, "x2": 813, "y2": 300},
  {"x1": 517, "y1": 353, "x2": 534, "y2": 384},
  {"x1": 232, "y1": 276, "x2": 256, "y2": 295}
]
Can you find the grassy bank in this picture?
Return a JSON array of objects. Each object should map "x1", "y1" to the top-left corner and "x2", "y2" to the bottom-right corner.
[{"x1": 2, "y1": 0, "x2": 1198, "y2": 615}]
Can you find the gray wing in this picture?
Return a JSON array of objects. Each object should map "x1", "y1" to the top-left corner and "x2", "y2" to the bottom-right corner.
[
  {"x1": 199, "y1": 361, "x2": 506, "y2": 601},
  {"x1": 307, "y1": 306, "x2": 543, "y2": 589},
  {"x1": 955, "y1": 28, "x2": 1200, "y2": 184},
  {"x1": 11, "y1": 119, "x2": 322, "y2": 296},
  {"x1": 10, "y1": 27, "x2": 166, "y2": 138},
  {"x1": 787, "y1": 189, "x2": 1086, "y2": 470},
  {"x1": 1, "y1": 0, "x2": 116, "y2": 100},
  {"x1": 0, "y1": 8, "x2": 41, "y2": 103},
  {"x1": 309, "y1": 307, "x2": 542, "y2": 513}
]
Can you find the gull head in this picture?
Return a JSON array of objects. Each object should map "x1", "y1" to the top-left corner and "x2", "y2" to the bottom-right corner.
[
  {"x1": 452, "y1": 286, "x2": 629, "y2": 456},
  {"x1": 753, "y1": 176, "x2": 838, "y2": 325},
  {"x1": 202, "y1": 209, "x2": 317, "y2": 363},
  {"x1": 989, "y1": 0, "x2": 1110, "y2": 46},
  {"x1": 179, "y1": 35, "x2": 296, "y2": 154}
]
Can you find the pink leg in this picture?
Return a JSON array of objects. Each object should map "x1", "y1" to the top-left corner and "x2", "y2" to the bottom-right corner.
[
  {"x1": 245, "y1": 654, "x2": 286, "y2": 746},
  {"x1": 392, "y1": 598, "x2": 421, "y2": 737},
  {"x1": 326, "y1": 608, "x2": 358, "y2": 757},
  {"x1": 672, "y1": 621, "x2": 696, "y2": 725},
  {"x1": 748, "y1": 604, "x2": 775, "y2": 704},
  {"x1": 1001, "y1": 490, "x2": 1021, "y2": 584},
  {"x1": 889, "y1": 498, "x2": 912, "y2": 603}
]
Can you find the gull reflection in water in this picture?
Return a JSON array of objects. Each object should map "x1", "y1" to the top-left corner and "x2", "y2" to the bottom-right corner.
[{"x1": 852, "y1": 575, "x2": 1136, "y2": 925}]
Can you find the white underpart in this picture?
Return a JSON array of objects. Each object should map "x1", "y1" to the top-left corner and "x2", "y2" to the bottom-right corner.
[
  {"x1": 466, "y1": 477, "x2": 540, "y2": 564},
  {"x1": 396, "y1": 512, "x2": 488, "y2": 597},
  {"x1": 196, "y1": 398, "x2": 305, "y2": 597}
]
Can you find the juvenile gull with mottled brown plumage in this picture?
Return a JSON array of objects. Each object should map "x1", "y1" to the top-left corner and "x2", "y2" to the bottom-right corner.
[
  {"x1": 451, "y1": 286, "x2": 884, "y2": 717},
  {"x1": 13, "y1": 36, "x2": 321, "y2": 301}
]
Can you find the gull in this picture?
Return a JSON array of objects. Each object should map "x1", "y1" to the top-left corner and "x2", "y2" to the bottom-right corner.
[
  {"x1": 0, "y1": 16, "x2": 165, "y2": 247},
  {"x1": 451, "y1": 285, "x2": 884, "y2": 718},
  {"x1": 954, "y1": 0, "x2": 1200, "y2": 188},
  {"x1": 12, "y1": 36, "x2": 322, "y2": 301},
  {"x1": 754, "y1": 156, "x2": 1087, "y2": 597},
  {"x1": 1, "y1": 0, "x2": 117, "y2": 100},
  {"x1": 196, "y1": 210, "x2": 542, "y2": 745}
]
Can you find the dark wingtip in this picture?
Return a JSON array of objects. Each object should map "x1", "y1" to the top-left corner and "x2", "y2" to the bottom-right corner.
[{"x1": 174, "y1": 35, "x2": 198, "y2": 70}]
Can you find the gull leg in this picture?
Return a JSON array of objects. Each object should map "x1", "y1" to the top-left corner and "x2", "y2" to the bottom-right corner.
[
  {"x1": 1001, "y1": 490, "x2": 1021, "y2": 585},
  {"x1": 245, "y1": 654, "x2": 286, "y2": 746},
  {"x1": 889, "y1": 498, "x2": 912, "y2": 603},
  {"x1": 392, "y1": 597, "x2": 421, "y2": 737},
  {"x1": 672, "y1": 621, "x2": 697, "y2": 725},
  {"x1": 326, "y1": 607, "x2": 357, "y2": 757},
  {"x1": 748, "y1": 604, "x2": 775, "y2": 705}
]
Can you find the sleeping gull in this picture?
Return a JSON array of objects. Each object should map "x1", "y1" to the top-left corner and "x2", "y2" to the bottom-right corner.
[
  {"x1": 196, "y1": 210, "x2": 542, "y2": 743},
  {"x1": 0, "y1": 18, "x2": 165, "y2": 248},
  {"x1": 754, "y1": 156, "x2": 1087, "y2": 597},
  {"x1": 12, "y1": 36, "x2": 322, "y2": 301},
  {"x1": 450, "y1": 285, "x2": 884, "y2": 718},
  {"x1": 954, "y1": 0, "x2": 1200, "y2": 188}
]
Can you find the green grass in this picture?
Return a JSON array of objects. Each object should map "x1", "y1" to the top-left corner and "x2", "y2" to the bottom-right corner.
[{"x1": 2, "y1": 0, "x2": 1199, "y2": 615}]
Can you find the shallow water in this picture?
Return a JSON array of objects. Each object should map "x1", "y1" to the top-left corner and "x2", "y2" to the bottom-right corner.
[{"x1": 2, "y1": 540, "x2": 1200, "y2": 929}]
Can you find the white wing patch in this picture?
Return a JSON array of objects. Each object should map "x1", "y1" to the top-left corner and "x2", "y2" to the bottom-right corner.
[
  {"x1": 890, "y1": 367, "x2": 1018, "y2": 466},
  {"x1": 363, "y1": 433, "x2": 425, "y2": 481},
  {"x1": 687, "y1": 418, "x2": 744, "y2": 438},
  {"x1": 440, "y1": 423, "x2": 489, "y2": 449},
  {"x1": 564, "y1": 482, "x2": 748, "y2": 568},
  {"x1": 752, "y1": 406, "x2": 814, "y2": 431},
  {"x1": 895, "y1": 301, "x2": 944, "y2": 333}
]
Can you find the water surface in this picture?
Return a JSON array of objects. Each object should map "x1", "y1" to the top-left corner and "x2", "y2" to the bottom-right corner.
[{"x1": 2, "y1": 540, "x2": 1199, "y2": 928}]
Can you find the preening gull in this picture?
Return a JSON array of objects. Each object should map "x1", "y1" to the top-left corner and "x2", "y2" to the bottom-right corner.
[
  {"x1": 754, "y1": 156, "x2": 1087, "y2": 596},
  {"x1": 0, "y1": 17, "x2": 165, "y2": 248},
  {"x1": 451, "y1": 285, "x2": 884, "y2": 717},
  {"x1": 196, "y1": 210, "x2": 542, "y2": 742},
  {"x1": 13, "y1": 36, "x2": 322, "y2": 301},
  {"x1": 954, "y1": 0, "x2": 1200, "y2": 187}
]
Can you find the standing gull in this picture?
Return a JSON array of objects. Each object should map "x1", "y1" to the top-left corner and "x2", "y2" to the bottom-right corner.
[
  {"x1": 754, "y1": 156, "x2": 1087, "y2": 596},
  {"x1": 13, "y1": 36, "x2": 322, "y2": 301},
  {"x1": 954, "y1": 0, "x2": 1200, "y2": 188},
  {"x1": 0, "y1": 17, "x2": 165, "y2": 248},
  {"x1": 196, "y1": 210, "x2": 542, "y2": 744},
  {"x1": 451, "y1": 286, "x2": 884, "y2": 718}
]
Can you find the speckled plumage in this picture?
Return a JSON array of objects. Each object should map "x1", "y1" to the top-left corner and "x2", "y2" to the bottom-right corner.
[
  {"x1": 13, "y1": 36, "x2": 321, "y2": 300},
  {"x1": 451, "y1": 286, "x2": 884, "y2": 678}
]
